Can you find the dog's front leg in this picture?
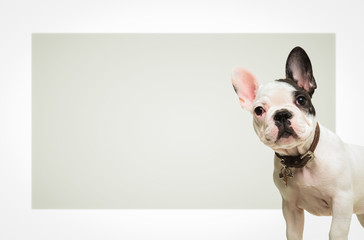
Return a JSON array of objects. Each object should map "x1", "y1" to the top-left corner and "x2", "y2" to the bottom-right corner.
[
  {"x1": 283, "y1": 200, "x2": 304, "y2": 240},
  {"x1": 329, "y1": 193, "x2": 353, "y2": 240}
]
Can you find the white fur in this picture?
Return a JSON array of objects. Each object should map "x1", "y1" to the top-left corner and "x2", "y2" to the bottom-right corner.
[{"x1": 274, "y1": 123, "x2": 364, "y2": 239}]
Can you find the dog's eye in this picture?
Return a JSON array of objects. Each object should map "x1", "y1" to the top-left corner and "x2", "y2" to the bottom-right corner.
[
  {"x1": 254, "y1": 106, "x2": 264, "y2": 116},
  {"x1": 296, "y1": 96, "x2": 307, "y2": 106}
]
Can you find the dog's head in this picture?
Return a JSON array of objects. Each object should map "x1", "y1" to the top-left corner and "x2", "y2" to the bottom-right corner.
[{"x1": 232, "y1": 47, "x2": 317, "y2": 151}]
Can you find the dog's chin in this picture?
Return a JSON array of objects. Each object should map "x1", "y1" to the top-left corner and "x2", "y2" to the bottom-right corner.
[
  {"x1": 274, "y1": 134, "x2": 299, "y2": 149},
  {"x1": 261, "y1": 131, "x2": 300, "y2": 149}
]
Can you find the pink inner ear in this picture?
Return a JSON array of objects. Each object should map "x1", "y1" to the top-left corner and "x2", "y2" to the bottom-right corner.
[
  {"x1": 291, "y1": 64, "x2": 313, "y2": 93},
  {"x1": 232, "y1": 67, "x2": 258, "y2": 109},
  {"x1": 296, "y1": 74, "x2": 314, "y2": 94}
]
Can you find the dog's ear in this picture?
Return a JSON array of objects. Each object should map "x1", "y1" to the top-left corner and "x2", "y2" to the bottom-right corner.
[
  {"x1": 231, "y1": 67, "x2": 259, "y2": 111},
  {"x1": 285, "y1": 47, "x2": 317, "y2": 97}
]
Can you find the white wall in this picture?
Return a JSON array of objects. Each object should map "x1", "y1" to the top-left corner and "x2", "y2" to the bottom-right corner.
[{"x1": 32, "y1": 34, "x2": 334, "y2": 209}]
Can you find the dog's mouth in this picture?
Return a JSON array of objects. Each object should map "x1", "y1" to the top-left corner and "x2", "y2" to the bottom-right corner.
[{"x1": 276, "y1": 126, "x2": 297, "y2": 141}]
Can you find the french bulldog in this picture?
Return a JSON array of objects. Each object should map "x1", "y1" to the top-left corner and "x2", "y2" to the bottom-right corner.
[{"x1": 231, "y1": 46, "x2": 364, "y2": 239}]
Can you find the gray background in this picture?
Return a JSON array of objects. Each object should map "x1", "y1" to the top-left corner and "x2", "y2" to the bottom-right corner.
[{"x1": 32, "y1": 34, "x2": 335, "y2": 209}]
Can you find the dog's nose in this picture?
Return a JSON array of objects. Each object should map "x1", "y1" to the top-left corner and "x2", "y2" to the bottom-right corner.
[{"x1": 274, "y1": 110, "x2": 292, "y2": 124}]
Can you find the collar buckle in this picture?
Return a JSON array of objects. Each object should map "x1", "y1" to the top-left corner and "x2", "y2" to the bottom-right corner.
[{"x1": 300, "y1": 150, "x2": 314, "y2": 161}]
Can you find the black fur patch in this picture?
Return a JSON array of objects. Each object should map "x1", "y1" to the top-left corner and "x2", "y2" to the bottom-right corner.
[{"x1": 275, "y1": 78, "x2": 316, "y2": 116}]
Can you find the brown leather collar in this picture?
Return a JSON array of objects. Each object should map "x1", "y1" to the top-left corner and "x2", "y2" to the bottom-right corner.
[{"x1": 275, "y1": 123, "x2": 320, "y2": 168}]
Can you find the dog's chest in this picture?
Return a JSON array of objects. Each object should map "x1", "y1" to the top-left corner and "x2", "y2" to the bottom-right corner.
[{"x1": 275, "y1": 166, "x2": 333, "y2": 216}]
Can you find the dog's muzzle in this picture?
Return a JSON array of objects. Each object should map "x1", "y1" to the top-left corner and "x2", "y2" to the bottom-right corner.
[{"x1": 274, "y1": 109, "x2": 297, "y2": 140}]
